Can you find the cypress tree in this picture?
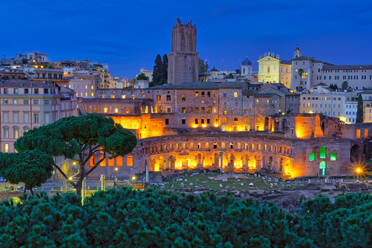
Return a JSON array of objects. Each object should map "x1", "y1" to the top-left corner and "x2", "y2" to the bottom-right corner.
[
  {"x1": 356, "y1": 94, "x2": 364, "y2": 123},
  {"x1": 152, "y1": 54, "x2": 162, "y2": 85},
  {"x1": 162, "y1": 54, "x2": 168, "y2": 84}
]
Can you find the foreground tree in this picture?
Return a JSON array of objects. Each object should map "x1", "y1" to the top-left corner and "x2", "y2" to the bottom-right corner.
[
  {"x1": 1, "y1": 188, "x2": 370, "y2": 247},
  {"x1": 0, "y1": 151, "x2": 54, "y2": 194},
  {"x1": 11, "y1": 114, "x2": 137, "y2": 195}
]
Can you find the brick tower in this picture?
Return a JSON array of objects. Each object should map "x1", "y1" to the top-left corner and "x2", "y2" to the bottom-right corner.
[{"x1": 168, "y1": 18, "x2": 199, "y2": 84}]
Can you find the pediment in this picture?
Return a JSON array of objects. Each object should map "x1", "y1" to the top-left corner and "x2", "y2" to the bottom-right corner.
[{"x1": 257, "y1": 55, "x2": 280, "y2": 63}]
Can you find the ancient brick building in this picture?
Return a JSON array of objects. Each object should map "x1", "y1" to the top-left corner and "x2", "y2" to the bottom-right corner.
[
  {"x1": 79, "y1": 90, "x2": 368, "y2": 179},
  {"x1": 167, "y1": 19, "x2": 199, "y2": 85},
  {"x1": 74, "y1": 19, "x2": 372, "y2": 180}
]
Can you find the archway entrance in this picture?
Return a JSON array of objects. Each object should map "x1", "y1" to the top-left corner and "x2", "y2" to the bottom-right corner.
[{"x1": 319, "y1": 161, "x2": 327, "y2": 176}]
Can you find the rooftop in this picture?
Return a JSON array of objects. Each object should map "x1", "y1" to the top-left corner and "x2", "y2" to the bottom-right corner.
[
  {"x1": 322, "y1": 64, "x2": 372, "y2": 70},
  {"x1": 280, "y1": 60, "x2": 292, "y2": 65},
  {"x1": 292, "y1": 56, "x2": 328, "y2": 64},
  {"x1": 0, "y1": 79, "x2": 58, "y2": 88},
  {"x1": 150, "y1": 82, "x2": 247, "y2": 90},
  {"x1": 241, "y1": 58, "x2": 252, "y2": 66}
]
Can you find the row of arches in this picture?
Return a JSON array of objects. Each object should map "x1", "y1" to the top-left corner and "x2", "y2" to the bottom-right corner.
[
  {"x1": 147, "y1": 151, "x2": 293, "y2": 175},
  {"x1": 144, "y1": 139, "x2": 293, "y2": 157}
]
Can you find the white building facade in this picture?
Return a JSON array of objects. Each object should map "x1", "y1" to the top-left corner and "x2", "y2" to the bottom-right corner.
[{"x1": 299, "y1": 92, "x2": 358, "y2": 124}]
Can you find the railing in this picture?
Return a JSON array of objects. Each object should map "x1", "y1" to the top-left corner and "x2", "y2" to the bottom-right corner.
[{"x1": 0, "y1": 179, "x2": 145, "y2": 194}]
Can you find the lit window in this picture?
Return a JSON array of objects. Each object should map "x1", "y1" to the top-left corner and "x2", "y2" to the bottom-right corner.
[
  {"x1": 122, "y1": 95, "x2": 126, "y2": 99},
  {"x1": 319, "y1": 161, "x2": 327, "y2": 176},
  {"x1": 116, "y1": 156, "x2": 123, "y2": 167},
  {"x1": 234, "y1": 92, "x2": 238, "y2": 98},
  {"x1": 308, "y1": 152, "x2": 315, "y2": 161},
  {"x1": 356, "y1": 129, "x2": 361, "y2": 139},
  {"x1": 330, "y1": 152, "x2": 337, "y2": 161},
  {"x1": 114, "y1": 108, "x2": 118, "y2": 113},
  {"x1": 99, "y1": 156, "x2": 106, "y2": 166},
  {"x1": 127, "y1": 155, "x2": 133, "y2": 166},
  {"x1": 320, "y1": 147, "x2": 327, "y2": 159},
  {"x1": 111, "y1": 95, "x2": 115, "y2": 99},
  {"x1": 104, "y1": 107, "x2": 108, "y2": 113},
  {"x1": 101, "y1": 94, "x2": 105, "y2": 99},
  {"x1": 4, "y1": 144, "x2": 9, "y2": 153}
]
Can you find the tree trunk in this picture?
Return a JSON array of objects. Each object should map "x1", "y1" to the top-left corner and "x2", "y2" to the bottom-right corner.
[
  {"x1": 30, "y1": 188, "x2": 34, "y2": 195},
  {"x1": 75, "y1": 180, "x2": 82, "y2": 196}
]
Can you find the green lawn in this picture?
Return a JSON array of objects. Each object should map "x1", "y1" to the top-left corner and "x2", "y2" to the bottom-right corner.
[{"x1": 163, "y1": 172, "x2": 283, "y2": 191}]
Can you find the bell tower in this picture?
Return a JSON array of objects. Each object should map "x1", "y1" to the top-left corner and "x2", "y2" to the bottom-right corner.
[
  {"x1": 168, "y1": 18, "x2": 199, "y2": 84},
  {"x1": 294, "y1": 47, "x2": 301, "y2": 58}
]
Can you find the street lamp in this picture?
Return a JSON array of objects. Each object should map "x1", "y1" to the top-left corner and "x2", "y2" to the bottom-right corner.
[{"x1": 355, "y1": 167, "x2": 363, "y2": 175}]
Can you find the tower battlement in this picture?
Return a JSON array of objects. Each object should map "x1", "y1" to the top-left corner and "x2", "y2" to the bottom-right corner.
[{"x1": 168, "y1": 18, "x2": 199, "y2": 85}]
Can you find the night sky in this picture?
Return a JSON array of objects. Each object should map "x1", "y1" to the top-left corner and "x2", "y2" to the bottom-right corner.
[{"x1": 1, "y1": 0, "x2": 372, "y2": 77}]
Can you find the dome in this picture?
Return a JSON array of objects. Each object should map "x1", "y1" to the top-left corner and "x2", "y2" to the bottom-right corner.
[{"x1": 241, "y1": 58, "x2": 252, "y2": 66}]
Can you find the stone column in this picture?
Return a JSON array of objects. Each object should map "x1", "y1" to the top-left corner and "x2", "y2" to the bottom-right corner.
[
  {"x1": 145, "y1": 160, "x2": 149, "y2": 185},
  {"x1": 220, "y1": 152, "x2": 223, "y2": 174},
  {"x1": 198, "y1": 154, "x2": 202, "y2": 169},
  {"x1": 243, "y1": 155, "x2": 249, "y2": 172}
]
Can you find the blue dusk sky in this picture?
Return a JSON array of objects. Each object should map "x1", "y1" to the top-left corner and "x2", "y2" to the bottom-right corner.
[{"x1": 1, "y1": 0, "x2": 371, "y2": 77}]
